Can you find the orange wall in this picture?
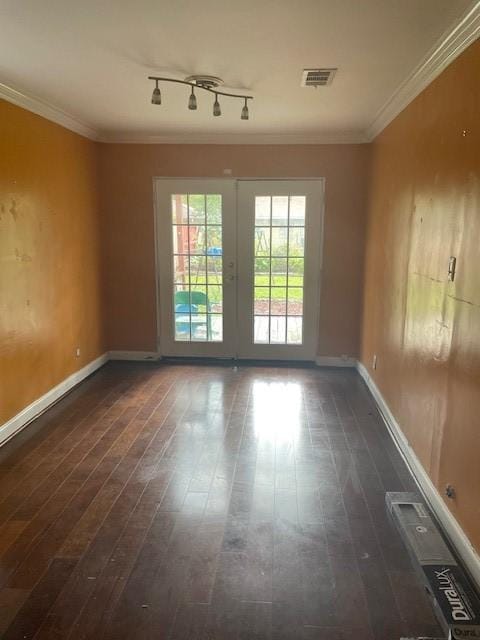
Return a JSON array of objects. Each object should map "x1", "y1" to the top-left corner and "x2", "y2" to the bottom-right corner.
[
  {"x1": 361, "y1": 40, "x2": 480, "y2": 552},
  {"x1": 0, "y1": 100, "x2": 104, "y2": 425},
  {"x1": 99, "y1": 143, "x2": 370, "y2": 356}
]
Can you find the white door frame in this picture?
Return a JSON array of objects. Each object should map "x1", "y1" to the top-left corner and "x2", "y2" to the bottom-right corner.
[
  {"x1": 154, "y1": 177, "x2": 237, "y2": 358},
  {"x1": 153, "y1": 177, "x2": 324, "y2": 361},
  {"x1": 236, "y1": 179, "x2": 324, "y2": 360}
]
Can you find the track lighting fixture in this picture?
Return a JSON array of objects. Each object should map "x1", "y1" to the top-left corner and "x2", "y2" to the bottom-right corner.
[
  {"x1": 241, "y1": 98, "x2": 249, "y2": 120},
  {"x1": 213, "y1": 93, "x2": 221, "y2": 117},
  {"x1": 188, "y1": 87, "x2": 197, "y2": 110},
  {"x1": 151, "y1": 80, "x2": 161, "y2": 105},
  {"x1": 147, "y1": 75, "x2": 252, "y2": 120}
]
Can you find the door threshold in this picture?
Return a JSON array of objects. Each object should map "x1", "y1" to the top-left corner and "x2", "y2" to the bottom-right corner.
[{"x1": 161, "y1": 356, "x2": 317, "y2": 369}]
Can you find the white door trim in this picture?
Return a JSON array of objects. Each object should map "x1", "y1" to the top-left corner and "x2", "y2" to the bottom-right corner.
[
  {"x1": 236, "y1": 178, "x2": 324, "y2": 361},
  {"x1": 153, "y1": 177, "x2": 324, "y2": 361},
  {"x1": 154, "y1": 178, "x2": 237, "y2": 358}
]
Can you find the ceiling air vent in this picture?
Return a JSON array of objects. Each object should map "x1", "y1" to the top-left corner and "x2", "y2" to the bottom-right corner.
[{"x1": 301, "y1": 68, "x2": 337, "y2": 87}]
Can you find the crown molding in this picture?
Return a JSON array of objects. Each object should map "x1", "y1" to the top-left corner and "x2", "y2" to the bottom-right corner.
[
  {"x1": 98, "y1": 131, "x2": 368, "y2": 145},
  {"x1": 0, "y1": 78, "x2": 365, "y2": 144},
  {"x1": 2, "y1": 4, "x2": 478, "y2": 146},
  {"x1": 366, "y1": 2, "x2": 480, "y2": 141},
  {"x1": 0, "y1": 80, "x2": 99, "y2": 141}
]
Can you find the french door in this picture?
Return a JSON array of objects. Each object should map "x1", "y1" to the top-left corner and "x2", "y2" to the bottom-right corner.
[{"x1": 155, "y1": 178, "x2": 323, "y2": 360}]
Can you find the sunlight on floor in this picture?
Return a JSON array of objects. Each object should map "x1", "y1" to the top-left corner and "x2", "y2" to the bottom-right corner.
[{"x1": 251, "y1": 381, "x2": 302, "y2": 444}]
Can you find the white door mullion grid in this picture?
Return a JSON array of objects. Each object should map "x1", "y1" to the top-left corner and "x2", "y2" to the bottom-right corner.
[
  {"x1": 155, "y1": 178, "x2": 236, "y2": 358},
  {"x1": 155, "y1": 178, "x2": 323, "y2": 361},
  {"x1": 236, "y1": 179, "x2": 323, "y2": 360}
]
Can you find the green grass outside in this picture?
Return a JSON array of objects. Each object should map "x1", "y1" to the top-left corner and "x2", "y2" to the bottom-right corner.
[{"x1": 187, "y1": 273, "x2": 303, "y2": 304}]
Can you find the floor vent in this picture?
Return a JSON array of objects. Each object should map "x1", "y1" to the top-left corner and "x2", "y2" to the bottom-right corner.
[
  {"x1": 300, "y1": 68, "x2": 336, "y2": 87},
  {"x1": 387, "y1": 492, "x2": 480, "y2": 640}
]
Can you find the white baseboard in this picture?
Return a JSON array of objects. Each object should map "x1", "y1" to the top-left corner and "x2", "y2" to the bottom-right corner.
[
  {"x1": 0, "y1": 350, "x2": 159, "y2": 448},
  {"x1": 356, "y1": 360, "x2": 480, "y2": 589},
  {"x1": 315, "y1": 355, "x2": 357, "y2": 367},
  {"x1": 0, "y1": 353, "x2": 109, "y2": 448},
  {"x1": 108, "y1": 350, "x2": 161, "y2": 362}
]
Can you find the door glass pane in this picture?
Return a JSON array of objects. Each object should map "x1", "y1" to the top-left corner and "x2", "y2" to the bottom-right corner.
[
  {"x1": 287, "y1": 317, "x2": 302, "y2": 344},
  {"x1": 288, "y1": 228, "x2": 304, "y2": 255},
  {"x1": 188, "y1": 194, "x2": 205, "y2": 224},
  {"x1": 271, "y1": 287, "x2": 287, "y2": 315},
  {"x1": 189, "y1": 256, "x2": 206, "y2": 284},
  {"x1": 208, "y1": 285, "x2": 223, "y2": 314},
  {"x1": 210, "y1": 315, "x2": 223, "y2": 342},
  {"x1": 255, "y1": 196, "x2": 271, "y2": 225},
  {"x1": 206, "y1": 256, "x2": 222, "y2": 283},
  {"x1": 207, "y1": 226, "x2": 222, "y2": 252},
  {"x1": 271, "y1": 227, "x2": 288, "y2": 256},
  {"x1": 287, "y1": 288, "x2": 303, "y2": 316},
  {"x1": 171, "y1": 194, "x2": 188, "y2": 224},
  {"x1": 254, "y1": 316, "x2": 269, "y2": 343},
  {"x1": 189, "y1": 226, "x2": 206, "y2": 254},
  {"x1": 289, "y1": 196, "x2": 306, "y2": 226},
  {"x1": 206, "y1": 194, "x2": 222, "y2": 224},
  {"x1": 270, "y1": 316, "x2": 286, "y2": 343},
  {"x1": 173, "y1": 255, "x2": 189, "y2": 285},
  {"x1": 272, "y1": 196, "x2": 288, "y2": 226},
  {"x1": 253, "y1": 195, "x2": 306, "y2": 345},
  {"x1": 288, "y1": 257, "x2": 304, "y2": 287},
  {"x1": 172, "y1": 194, "x2": 223, "y2": 342},
  {"x1": 271, "y1": 258, "x2": 287, "y2": 285},
  {"x1": 254, "y1": 258, "x2": 270, "y2": 286},
  {"x1": 172, "y1": 225, "x2": 189, "y2": 254},
  {"x1": 254, "y1": 228, "x2": 270, "y2": 256},
  {"x1": 254, "y1": 287, "x2": 270, "y2": 315}
]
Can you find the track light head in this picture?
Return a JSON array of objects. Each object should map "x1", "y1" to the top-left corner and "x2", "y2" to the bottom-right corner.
[
  {"x1": 188, "y1": 88, "x2": 197, "y2": 110},
  {"x1": 151, "y1": 81, "x2": 161, "y2": 105},
  {"x1": 147, "y1": 76, "x2": 252, "y2": 119},
  {"x1": 213, "y1": 94, "x2": 221, "y2": 116}
]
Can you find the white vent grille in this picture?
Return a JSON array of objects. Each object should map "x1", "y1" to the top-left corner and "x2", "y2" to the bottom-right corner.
[{"x1": 301, "y1": 68, "x2": 337, "y2": 87}]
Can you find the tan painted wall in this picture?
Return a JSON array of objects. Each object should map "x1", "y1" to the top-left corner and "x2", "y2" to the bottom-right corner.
[
  {"x1": 0, "y1": 100, "x2": 104, "y2": 425},
  {"x1": 361, "y1": 40, "x2": 480, "y2": 552},
  {"x1": 98, "y1": 143, "x2": 370, "y2": 356}
]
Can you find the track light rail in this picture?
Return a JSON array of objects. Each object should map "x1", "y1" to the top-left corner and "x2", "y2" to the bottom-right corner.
[{"x1": 147, "y1": 76, "x2": 253, "y2": 101}]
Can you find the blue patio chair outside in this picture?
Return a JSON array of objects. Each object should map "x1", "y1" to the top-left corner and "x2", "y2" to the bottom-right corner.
[{"x1": 174, "y1": 290, "x2": 212, "y2": 339}]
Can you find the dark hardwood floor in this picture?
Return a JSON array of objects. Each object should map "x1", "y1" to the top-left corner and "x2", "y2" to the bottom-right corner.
[{"x1": 0, "y1": 362, "x2": 442, "y2": 639}]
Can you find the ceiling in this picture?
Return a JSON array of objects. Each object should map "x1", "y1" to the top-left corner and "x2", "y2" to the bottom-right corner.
[{"x1": 0, "y1": 0, "x2": 477, "y2": 142}]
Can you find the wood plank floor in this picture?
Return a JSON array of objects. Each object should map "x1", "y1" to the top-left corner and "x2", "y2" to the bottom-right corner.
[{"x1": 0, "y1": 362, "x2": 442, "y2": 639}]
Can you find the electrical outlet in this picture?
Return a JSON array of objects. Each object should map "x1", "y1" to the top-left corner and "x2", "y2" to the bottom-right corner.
[
  {"x1": 372, "y1": 354, "x2": 377, "y2": 370},
  {"x1": 76, "y1": 348, "x2": 81, "y2": 358}
]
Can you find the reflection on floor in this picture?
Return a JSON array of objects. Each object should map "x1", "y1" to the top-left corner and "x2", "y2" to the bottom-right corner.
[{"x1": 0, "y1": 363, "x2": 442, "y2": 639}]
